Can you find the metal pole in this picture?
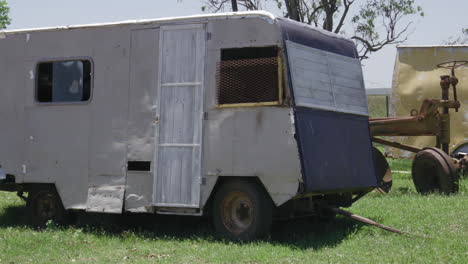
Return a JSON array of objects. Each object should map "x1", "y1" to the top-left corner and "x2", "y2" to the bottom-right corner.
[
  {"x1": 386, "y1": 95, "x2": 389, "y2": 117},
  {"x1": 231, "y1": 0, "x2": 238, "y2": 11},
  {"x1": 440, "y1": 75, "x2": 450, "y2": 153},
  {"x1": 330, "y1": 207, "x2": 406, "y2": 235}
]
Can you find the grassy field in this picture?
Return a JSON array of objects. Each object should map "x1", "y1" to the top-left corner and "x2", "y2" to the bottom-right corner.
[{"x1": 0, "y1": 159, "x2": 466, "y2": 263}]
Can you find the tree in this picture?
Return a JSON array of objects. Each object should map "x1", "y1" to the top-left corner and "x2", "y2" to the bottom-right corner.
[
  {"x1": 203, "y1": 0, "x2": 423, "y2": 60},
  {"x1": 203, "y1": 0, "x2": 263, "y2": 12},
  {"x1": 0, "y1": 0, "x2": 11, "y2": 29},
  {"x1": 446, "y1": 28, "x2": 468, "y2": 45}
]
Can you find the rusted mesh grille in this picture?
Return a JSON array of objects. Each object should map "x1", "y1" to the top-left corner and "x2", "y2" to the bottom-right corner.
[{"x1": 216, "y1": 57, "x2": 279, "y2": 105}]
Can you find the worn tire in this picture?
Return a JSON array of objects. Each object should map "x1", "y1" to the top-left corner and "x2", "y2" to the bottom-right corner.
[
  {"x1": 28, "y1": 187, "x2": 66, "y2": 227},
  {"x1": 212, "y1": 180, "x2": 272, "y2": 241},
  {"x1": 412, "y1": 148, "x2": 459, "y2": 194}
]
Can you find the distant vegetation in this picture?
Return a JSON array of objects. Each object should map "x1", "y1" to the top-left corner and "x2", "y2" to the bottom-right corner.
[
  {"x1": 368, "y1": 95, "x2": 389, "y2": 117},
  {"x1": 0, "y1": 0, "x2": 11, "y2": 29}
]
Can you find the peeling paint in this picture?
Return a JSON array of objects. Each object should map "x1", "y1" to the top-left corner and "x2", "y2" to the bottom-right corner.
[{"x1": 86, "y1": 185, "x2": 125, "y2": 213}]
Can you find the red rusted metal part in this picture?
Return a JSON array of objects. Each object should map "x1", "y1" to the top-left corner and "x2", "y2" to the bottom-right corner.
[
  {"x1": 371, "y1": 137, "x2": 421, "y2": 153},
  {"x1": 369, "y1": 60, "x2": 467, "y2": 155},
  {"x1": 368, "y1": 60, "x2": 468, "y2": 194},
  {"x1": 437, "y1": 60, "x2": 467, "y2": 113}
]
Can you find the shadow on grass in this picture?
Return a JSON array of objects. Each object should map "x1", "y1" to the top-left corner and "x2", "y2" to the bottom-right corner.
[
  {"x1": 395, "y1": 187, "x2": 413, "y2": 194},
  {"x1": 0, "y1": 204, "x2": 364, "y2": 250}
]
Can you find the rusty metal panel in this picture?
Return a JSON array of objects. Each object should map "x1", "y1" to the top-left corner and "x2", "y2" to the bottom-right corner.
[
  {"x1": 389, "y1": 45, "x2": 468, "y2": 157},
  {"x1": 153, "y1": 24, "x2": 205, "y2": 207},
  {"x1": 286, "y1": 40, "x2": 368, "y2": 116}
]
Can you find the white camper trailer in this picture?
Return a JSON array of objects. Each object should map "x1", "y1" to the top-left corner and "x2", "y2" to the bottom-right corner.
[{"x1": 0, "y1": 11, "x2": 378, "y2": 240}]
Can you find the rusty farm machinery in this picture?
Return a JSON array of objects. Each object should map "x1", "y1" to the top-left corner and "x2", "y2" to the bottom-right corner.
[{"x1": 370, "y1": 60, "x2": 468, "y2": 195}]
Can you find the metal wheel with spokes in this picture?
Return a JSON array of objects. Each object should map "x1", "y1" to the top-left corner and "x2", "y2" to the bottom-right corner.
[
  {"x1": 212, "y1": 180, "x2": 272, "y2": 241},
  {"x1": 28, "y1": 187, "x2": 65, "y2": 227},
  {"x1": 436, "y1": 60, "x2": 468, "y2": 70}
]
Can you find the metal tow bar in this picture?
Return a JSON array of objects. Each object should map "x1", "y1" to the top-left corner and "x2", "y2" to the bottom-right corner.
[{"x1": 329, "y1": 207, "x2": 405, "y2": 235}]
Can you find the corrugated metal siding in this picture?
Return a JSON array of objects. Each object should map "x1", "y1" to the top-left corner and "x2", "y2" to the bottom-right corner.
[
  {"x1": 153, "y1": 24, "x2": 205, "y2": 207},
  {"x1": 286, "y1": 41, "x2": 368, "y2": 116}
]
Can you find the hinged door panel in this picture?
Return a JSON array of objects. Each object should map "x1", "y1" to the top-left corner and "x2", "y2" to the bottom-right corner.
[{"x1": 153, "y1": 24, "x2": 206, "y2": 207}]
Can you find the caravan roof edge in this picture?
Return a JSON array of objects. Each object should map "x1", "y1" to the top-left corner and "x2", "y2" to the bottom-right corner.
[{"x1": 0, "y1": 11, "x2": 276, "y2": 35}]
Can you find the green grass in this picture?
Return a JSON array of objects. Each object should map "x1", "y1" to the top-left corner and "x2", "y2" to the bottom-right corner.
[
  {"x1": 368, "y1": 95, "x2": 389, "y2": 118},
  {"x1": 0, "y1": 160, "x2": 467, "y2": 263}
]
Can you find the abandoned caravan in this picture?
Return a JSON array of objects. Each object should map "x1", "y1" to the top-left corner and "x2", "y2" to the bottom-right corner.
[{"x1": 0, "y1": 11, "x2": 378, "y2": 240}]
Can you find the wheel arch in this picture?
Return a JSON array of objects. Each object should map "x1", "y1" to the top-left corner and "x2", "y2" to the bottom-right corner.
[
  {"x1": 202, "y1": 175, "x2": 298, "y2": 214},
  {"x1": 25, "y1": 183, "x2": 64, "y2": 205}
]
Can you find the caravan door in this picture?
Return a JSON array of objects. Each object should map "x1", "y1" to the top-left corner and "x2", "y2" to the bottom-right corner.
[{"x1": 153, "y1": 24, "x2": 206, "y2": 208}]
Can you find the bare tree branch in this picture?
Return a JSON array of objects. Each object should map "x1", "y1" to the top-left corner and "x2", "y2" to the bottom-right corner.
[
  {"x1": 334, "y1": 0, "x2": 354, "y2": 34},
  {"x1": 202, "y1": 0, "x2": 423, "y2": 60}
]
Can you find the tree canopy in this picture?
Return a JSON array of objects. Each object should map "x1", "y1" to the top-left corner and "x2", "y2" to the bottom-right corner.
[
  {"x1": 0, "y1": 0, "x2": 11, "y2": 29},
  {"x1": 203, "y1": 0, "x2": 424, "y2": 60},
  {"x1": 446, "y1": 28, "x2": 468, "y2": 45}
]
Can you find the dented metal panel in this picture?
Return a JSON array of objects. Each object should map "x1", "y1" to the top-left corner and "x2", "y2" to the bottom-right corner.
[
  {"x1": 124, "y1": 28, "x2": 160, "y2": 212},
  {"x1": 153, "y1": 24, "x2": 205, "y2": 207},
  {"x1": 201, "y1": 18, "x2": 301, "y2": 207},
  {"x1": 86, "y1": 185, "x2": 125, "y2": 213}
]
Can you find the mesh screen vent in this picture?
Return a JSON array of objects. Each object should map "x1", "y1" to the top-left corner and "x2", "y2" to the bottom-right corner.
[{"x1": 216, "y1": 55, "x2": 279, "y2": 105}]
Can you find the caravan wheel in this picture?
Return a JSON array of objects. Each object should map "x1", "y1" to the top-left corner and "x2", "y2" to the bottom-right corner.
[
  {"x1": 212, "y1": 180, "x2": 272, "y2": 241},
  {"x1": 28, "y1": 188, "x2": 65, "y2": 227}
]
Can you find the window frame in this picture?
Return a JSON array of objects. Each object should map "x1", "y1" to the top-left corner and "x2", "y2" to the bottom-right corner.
[
  {"x1": 216, "y1": 47, "x2": 284, "y2": 108},
  {"x1": 35, "y1": 57, "x2": 94, "y2": 106}
]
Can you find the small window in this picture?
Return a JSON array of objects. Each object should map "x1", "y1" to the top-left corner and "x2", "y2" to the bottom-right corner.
[
  {"x1": 37, "y1": 60, "x2": 92, "y2": 103},
  {"x1": 127, "y1": 161, "x2": 151, "y2": 172},
  {"x1": 216, "y1": 47, "x2": 281, "y2": 106}
]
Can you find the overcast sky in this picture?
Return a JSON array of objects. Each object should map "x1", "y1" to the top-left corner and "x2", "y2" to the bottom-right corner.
[{"x1": 4, "y1": 0, "x2": 468, "y2": 89}]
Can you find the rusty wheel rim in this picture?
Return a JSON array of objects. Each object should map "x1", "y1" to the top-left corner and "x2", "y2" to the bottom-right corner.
[
  {"x1": 436, "y1": 60, "x2": 468, "y2": 70},
  {"x1": 221, "y1": 191, "x2": 254, "y2": 235},
  {"x1": 412, "y1": 148, "x2": 458, "y2": 194}
]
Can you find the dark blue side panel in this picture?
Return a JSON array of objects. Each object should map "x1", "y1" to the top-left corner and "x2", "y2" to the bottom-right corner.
[
  {"x1": 295, "y1": 107, "x2": 378, "y2": 193},
  {"x1": 278, "y1": 18, "x2": 357, "y2": 59}
]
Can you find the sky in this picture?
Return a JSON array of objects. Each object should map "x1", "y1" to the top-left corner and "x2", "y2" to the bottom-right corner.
[{"x1": 4, "y1": 0, "x2": 468, "y2": 89}]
